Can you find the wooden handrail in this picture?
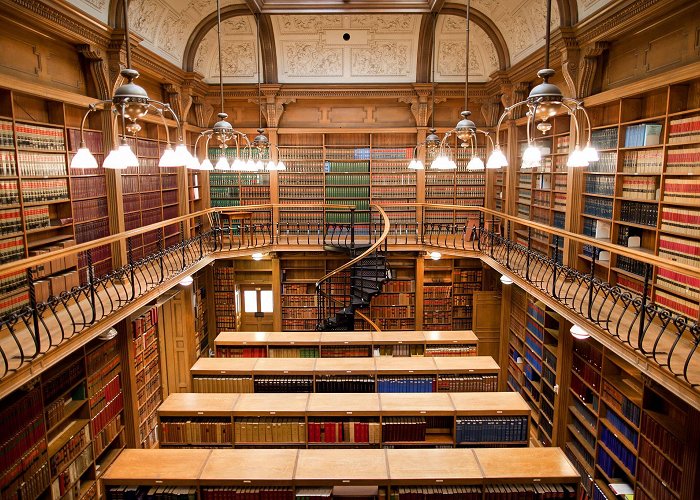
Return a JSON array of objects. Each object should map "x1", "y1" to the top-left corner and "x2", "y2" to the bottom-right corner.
[{"x1": 315, "y1": 204, "x2": 391, "y2": 288}]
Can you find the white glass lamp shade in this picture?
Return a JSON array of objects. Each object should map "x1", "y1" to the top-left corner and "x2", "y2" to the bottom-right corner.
[
  {"x1": 255, "y1": 159, "x2": 264, "y2": 171},
  {"x1": 215, "y1": 156, "x2": 230, "y2": 170},
  {"x1": 265, "y1": 160, "x2": 277, "y2": 171},
  {"x1": 486, "y1": 147, "x2": 508, "y2": 169},
  {"x1": 467, "y1": 155, "x2": 485, "y2": 171},
  {"x1": 408, "y1": 159, "x2": 424, "y2": 170},
  {"x1": 159, "y1": 145, "x2": 181, "y2": 167},
  {"x1": 570, "y1": 324, "x2": 591, "y2": 340},
  {"x1": 70, "y1": 147, "x2": 99, "y2": 169},
  {"x1": 431, "y1": 154, "x2": 456, "y2": 170},
  {"x1": 179, "y1": 275, "x2": 194, "y2": 286},
  {"x1": 231, "y1": 158, "x2": 245, "y2": 171},
  {"x1": 428, "y1": 251, "x2": 442, "y2": 260},
  {"x1": 104, "y1": 144, "x2": 138, "y2": 169},
  {"x1": 252, "y1": 252, "x2": 264, "y2": 261},
  {"x1": 567, "y1": 147, "x2": 589, "y2": 168},
  {"x1": 276, "y1": 160, "x2": 286, "y2": 171},
  {"x1": 245, "y1": 159, "x2": 256, "y2": 171},
  {"x1": 175, "y1": 143, "x2": 194, "y2": 165},
  {"x1": 582, "y1": 144, "x2": 599, "y2": 162},
  {"x1": 199, "y1": 158, "x2": 214, "y2": 171},
  {"x1": 500, "y1": 275, "x2": 514, "y2": 285},
  {"x1": 521, "y1": 145, "x2": 541, "y2": 169},
  {"x1": 186, "y1": 155, "x2": 201, "y2": 170}
]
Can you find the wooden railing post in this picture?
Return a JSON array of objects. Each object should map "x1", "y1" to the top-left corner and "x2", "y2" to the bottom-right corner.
[{"x1": 26, "y1": 268, "x2": 40, "y2": 355}]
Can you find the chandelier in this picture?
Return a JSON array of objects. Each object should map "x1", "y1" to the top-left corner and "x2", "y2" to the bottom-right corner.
[
  {"x1": 486, "y1": 0, "x2": 597, "y2": 169},
  {"x1": 190, "y1": 0, "x2": 255, "y2": 172},
  {"x1": 432, "y1": 0, "x2": 494, "y2": 171},
  {"x1": 70, "y1": 0, "x2": 192, "y2": 170}
]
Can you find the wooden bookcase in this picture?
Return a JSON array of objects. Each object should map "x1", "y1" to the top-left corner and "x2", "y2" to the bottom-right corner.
[
  {"x1": 189, "y1": 356, "x2": 499, "y2": 394},
  {"x1": 157, "y1": 391, "x2": 530, "y2": 448},
  {"x1": 214, "y1": 330, "x2": 479, "y2": 359},
  {"x1": 101, "y1": 447, "x2": 580, "y2": 499},
  {"x1": 193, "y1": 270, "x2": 210, "y2": 359},
  {"x1": 578, "y1": 75, "x2": 700, "y2": 321},
  {"x1": 0, "y1": 334, "x2": 125, "y2": 500},
  {"x1": 368, "y1": 255, "x2": 416, "y2": 331}
]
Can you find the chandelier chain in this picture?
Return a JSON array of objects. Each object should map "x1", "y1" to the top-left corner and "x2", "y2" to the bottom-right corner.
[
  {"x1": 544, "y1": 0, "x2": 552, "y2": 69},
  {"x1": 217, "y1": 0, "x2": 224, "y2": 113}
]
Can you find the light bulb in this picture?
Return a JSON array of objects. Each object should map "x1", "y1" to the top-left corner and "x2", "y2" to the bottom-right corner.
[
  {"x1": 252, "y1": 252, "x2": 264, "y2": 261},
  {"x1": 487, "y1": 147, "x2": 508, "y2": 168},
  {"x1": 500, "y1": 275, "x2": 514, "y2": 285},
  {"x1": 467, "y1": 156, "x2": 485, "y2": 171},
  {"x1": 70, "y1": 147, "x2": 98, "y2": 169},
  {"x1": 215, "y1": 156, "x2": 230, "y2": 170},
  {"x1": 199, "y1": 158, "x2": 214, "y2": 171},
  {"x1": 570, "y1": 324, "x2": 591, "y2": 340},
  {"x1": 179, "y1": 275, "x2": 194, "y2": 286},
  {"x1": 567, "y1": 147, "x2": 589, "y2": 168},
  {"x1": 159, "y1": 145, "x2": 181, "y2": 167},
  {"x1": 245, "y1": 159, "x2": 256, "y2": 171},
  {"x1": 582, "y1": 144, "x2": 599, "y2": 162},
  {"x1": 428, "y1": 251, "x2": 442, "y2": 260},
  {"x1": 255, "y1": 160, "x2": 264, "y2": 171},
  {"x1": 276, "y1": 160, "x2": 286, "y2": 171}
]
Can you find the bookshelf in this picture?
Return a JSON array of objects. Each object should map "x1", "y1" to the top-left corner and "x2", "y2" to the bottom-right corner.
[
  {"x1": 214, "y1": 330, "x2": 479, "y2": 359},
  {"x1": 122, "y1": 305, "x2": 163, "y2": 450},
  {"x1": 579, "y1": 75, "x2": 700, "y2": 321},
  {"x1": 193, "y1": 270, "x2": 210, "y2": 358},
  {"x1": 452, "y1": 259, "x2": 483, "y2": 330},
  {"x1": 423, "y1": 259, "x2": 453, "y2": 330},
  {"x1": 280, "y1": 254, "x2": 326, "y2": 332},
  {"x1": 157, "y1": 392, "x2": 530, "y2": 448},
  {"x1": 213, "y1": 262, "x2": 237, "y2": 333},
  {"x1": 102, "y1": 448, "x2": 580, "y2": 498},
  {"x1": 190, "y1": 356, "x2": 499, "y2": 394},
  {"x1": 0, "y1": 333, "x2": 126, "y2": 500},
  {"x1": 369, "y1": 255, "x2": 416, "y2": 331}
]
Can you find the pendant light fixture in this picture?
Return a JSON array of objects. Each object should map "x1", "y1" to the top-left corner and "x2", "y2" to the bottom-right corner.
[
  {"x1": 407, "y1": 13, "x2": 441, "y2": 170},
  {"x1": 433, "y1": 0, "x2": 495, "y2": 171},
  {"x1": 190, "y1": 0, "x2": 252, "y2": 172},
  {"x1": 70, "y1": 0, "x2": 191, "y2": 170},
  {"x1": 486, "y1": 0, "x2": 596, "y2": 169}
]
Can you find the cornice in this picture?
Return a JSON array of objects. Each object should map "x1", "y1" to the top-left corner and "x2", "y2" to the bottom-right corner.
[{"x1": 4, "y1": 0, "x2": 111, "y2": 47}]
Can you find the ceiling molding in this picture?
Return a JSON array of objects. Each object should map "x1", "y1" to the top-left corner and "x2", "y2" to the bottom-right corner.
[
  {"x1": 416, "y1": 13, "x2": 436, "y2": 83},
  {"x1": 441, "y1": 3, "x2": 510, "y2": 71},
  {"x1": 259, "y1": 13, "x2": 278, "y2": 84},
  {"x1": 248, "y1": 0, "x2": 437, "y2": 14}
]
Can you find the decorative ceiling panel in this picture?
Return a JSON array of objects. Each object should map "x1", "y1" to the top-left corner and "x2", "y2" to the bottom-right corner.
[
  {"x1": 194, "y1": 16, "x2": 259, "y2": 83},
  {"x1": 272, "y1": 15, "x2": 420, "y2": 83},
  {"x1": 64, "y1": 0, "x2": 110, "y2": 23},
  {"x1": 578, "y1": 0, "x2": 617, "y2": 21},
  {"x1": 435, "y1": 15, "x2": 499, "y2": 82}
]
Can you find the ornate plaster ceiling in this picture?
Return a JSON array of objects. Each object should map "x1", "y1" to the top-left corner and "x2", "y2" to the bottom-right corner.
[
  {"x1": 61, "y1": 0, "x2": 619, "y2": 82},
  {"x1": 434, "y1": 15, "x2": 499, "y2": 82}
]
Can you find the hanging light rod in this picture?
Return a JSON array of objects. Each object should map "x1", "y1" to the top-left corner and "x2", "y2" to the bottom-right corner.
[
  {"x1": 486, "y1": 0, "x2": 597, "y2": 170},
  {"x1": 70, "y1": 0, "x2": 192, "y2": 170}
]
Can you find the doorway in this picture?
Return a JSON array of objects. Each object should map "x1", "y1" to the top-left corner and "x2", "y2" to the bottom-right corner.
[{"x1": 239, "y1": 285, "x2": 274, "y2": 332}]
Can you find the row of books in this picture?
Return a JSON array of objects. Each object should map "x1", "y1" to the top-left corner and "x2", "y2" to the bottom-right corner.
[
  {"x1": 50, "y1": 421, "x2": 90, "y2": 477},
  {"x1": 583, "y1": 197, "x2": 613, "y2": 219},
  {"x1": 161, "y1": 419, "x2": 232, "y2": 445},
  {"x1": 17, "y1": 151, "x2": 67, "y2": 177},
  {"x1": 324, "y1": 161, "x2": 370, "y2": 173},
  {"x1": 0, "y1": 150, "x2": 15, "y2": 176},
  {"x1": 621, "y1": 176, "x2": 658, "y2": 200},
  {"x1": 51, "y1": 445, "x2": 92, "y2": 498},
  {"x1": 193, "y1": 377, "x2": 254, "y2": 393},
  {"x1": 532, "y1": 191, "x2": 551, "y2": 207},
  {"x1": 15, "y1": 122, "x2": 66, "y2": 151},
  {"x1": 0, "y1": 269, "x2": 26, "y2": 295},
  {"x1": 270, "y1": 347, "x2": 320, "y2": 358},
  {"x1": 664, "y1": 178, "x2": 700, "y2": 204},
  {"x1": 658, "y1": 233, "x2": 700, "y2": 268},
  {"x1": 71, "y1": 175, "x2": 106, "y2": 200},
  {"x1": 640, "y1": 413, "x2": 683, "y2": 467},
  {"x1": 254, "y1": 377, "x2": 314, "y2": 393},
  {"x1": 279, "y1": 187, "x2": 324, "y2": 199},
  {"x1": 216, "y1": 347, "x2": 267, "y2": 358},
  {"x1": 622, "y1": 149, "x2": 663, "y2": 174},
  {"x1": 23, "y1": 205, "x2": 50, "y2": 229},
  {"x1": 109, "y1": 486, "x2": 197, "y2": 500},
  {"x1": 0, "y1": 209, "x2": 22, "y2": 236},
  {"x1": 73, "y1": 198, "x2": 108, "y2": 224},
  {"x1": 624, "y1": 123, "x2": 662, "y2": 147},
  {"x1": 572, "y1": 353, "x2": 600, "y2": 390},
  {"x1": 655, "y1": 288, "x2": 697, "y2": 318},
  {"x1": 373, "y1": 187, "x2": 417, "y2": 198},
  {"x1": 587, "y1": 152, "x2": 618, "y2": 174},
  {"x1": 455, "y1": 416, "x2": 528, "y2": 443},
  {"x1": 21, "y1": 179, "x2": 69, "y2": 202},
  {"x1": 620, "y1": 200, "x2": 657, "y2": 226},
  {"x1": 67, "y1": 128, "x2": 103, "y2": 153},
  {"x1": 602, "y1": 381, "x2": 641, "y2": 425},
  {"x1": 666, "y1": 146, "x2": 700, "y2": 173},
  {"x1": 279, "y1": 173, "x2": 325, "y2": 185},
  {"x1": 637, "y1": 460, "x2": 681, "y2": 499},
  {"x1": 309, "y1": 420, "x2": 381, "y2": 443},
  {"x1": 584, "y1": 175, "x2": 615, "y2": 196},
  {"x1": 372, "y1": 173, "x2": 417, "y2": 185},
  {"x1": 668, "y1": 114, "x2": 700, "y2": 144},
  {"x1": 370, "y1": 305, "x2": 414, "y2": 319},
  {"x1": 600, "y1": 426, "x2": 637, "y2": 474},
  {"x1": 278, "y1": 147, "x2": 324, "y2": 160},
  {"x1": 281, "y1": 319, "x2": 318, "y2": 331}
]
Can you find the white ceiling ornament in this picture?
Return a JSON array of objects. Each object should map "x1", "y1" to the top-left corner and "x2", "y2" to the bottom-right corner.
[
  {"x1": 435, "y1": 16, "x2": 498, "y2": 82},
  {"x1": 273, "y1": 14, "x2": 419, "y2": 83},
  {"x1": 471, "y1": 0, "x2": 560, "y2": 65},
  {"x1": 351, "y1": 41, "x2": 411, "y2": 77}
]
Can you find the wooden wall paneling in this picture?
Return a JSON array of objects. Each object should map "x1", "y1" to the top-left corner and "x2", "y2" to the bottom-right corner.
[
  {"x1": 555, "y1": 314, "x2": 573, "y2": 447},
  {"x1": 158, "y1": 289, "x2": 196, "y2": 395},
  {"x1": 498, "y1": 283, "x2": 512, "y2": 391},
  {"x1": 472, "y1": 291, "x2": 501, "y2": 360}
]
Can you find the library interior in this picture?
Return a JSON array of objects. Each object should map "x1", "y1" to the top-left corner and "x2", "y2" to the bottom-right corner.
[{"x1": 1, "y1": 0, "x2": 700, "y2": 499}]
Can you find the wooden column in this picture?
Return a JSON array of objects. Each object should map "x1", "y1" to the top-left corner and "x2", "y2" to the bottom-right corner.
[
  {"x1": 472, "y1": 291, "x2": 501, "y2": 361},
  {"x1": 497, "y1": 283, "x2": 512, "y2": 391},
  {"x1": 415, "y1": 256, "x2": 425, "y2": 330}
]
